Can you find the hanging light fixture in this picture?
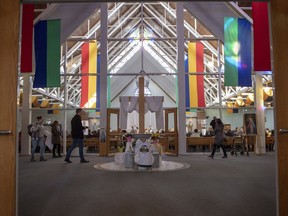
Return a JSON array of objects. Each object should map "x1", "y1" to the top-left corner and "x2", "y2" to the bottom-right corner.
[
  {"x1": 226, "y1": 101, "x2": 234, "y2": 107},
  {"x1": 263, "y1": 87, "x2": 273, "y2": 97},
  {"x1": 245, "y1": 93, "x2": 254, "y2": 106},
  {"x1": 236, "y1": 95, "x2": 245, "y2": 106}
]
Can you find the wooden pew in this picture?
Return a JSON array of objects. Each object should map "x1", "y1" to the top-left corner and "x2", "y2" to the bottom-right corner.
[
  {"x1": 186, "y1": 137, "x2": 214, "y2": 152},
  {"x1": 66, "y1": 137, "x2": 99, "y2": 153}
]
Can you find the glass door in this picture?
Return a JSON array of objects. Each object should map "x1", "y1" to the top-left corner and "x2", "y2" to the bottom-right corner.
[
  {"x1": 164, "y1": 108, "x2": 178, "y2": 156},
  {"x1": 106, "y1": 108, "x2": 122, "y2": 155}
]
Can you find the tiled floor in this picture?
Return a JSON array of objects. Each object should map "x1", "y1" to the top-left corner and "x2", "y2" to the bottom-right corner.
[{"x1": 94, "y1": 160, "x2": 190, "y2": 172}]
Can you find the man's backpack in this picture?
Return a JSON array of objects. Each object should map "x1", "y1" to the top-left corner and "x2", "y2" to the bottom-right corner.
[{"x1": 27, "y1": 124, "x2": 33, "y2": 136}]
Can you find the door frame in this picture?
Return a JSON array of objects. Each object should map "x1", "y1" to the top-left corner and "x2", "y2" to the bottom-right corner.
[
  {"x1": 0, "y1": 1, "x2": 19, "y2": 216},
  {"x1": 3, "y1": 1, "x2": 288, "y2": 216},
  {"x1": 164, "y1": 108, "x2": 178, "y2": 156},
  {"x1": 106, "y1": 108, "x2": 121, "y2": 155}
]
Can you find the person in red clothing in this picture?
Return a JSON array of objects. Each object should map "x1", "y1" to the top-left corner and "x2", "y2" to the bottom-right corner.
[{"x1": 64, "y1": 108, "x2": 89, "y2": 163}]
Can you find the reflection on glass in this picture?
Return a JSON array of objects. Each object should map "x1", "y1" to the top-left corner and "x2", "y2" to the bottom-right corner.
[
  {"x1": 110, "y1": 113, "x2": 118, "y2": 132},
  {"x1": 168, "y1": 136, "x2": 175, "y2": 150},
  {"x1": 168, "y1": 113, "x2": 174, "y2": 132}
]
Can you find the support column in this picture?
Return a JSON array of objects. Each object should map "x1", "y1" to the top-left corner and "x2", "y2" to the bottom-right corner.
[
  {"x1": 63, "y1": 42, "x2": 68, "y2": 155},
  {"x1": 20, "y1": 73, "x2": 32, "y2": 155},
  {"x1": 99, "y1": 3, "x2": 108, "y2": 155},
  {"x1": 255, "y1": 73, "x2": 266, "y2": 155},
  {"x1": 176, "y1": 2, "x2": 186, "y2": 154},
  {"x1": 100, "y1": 3, "x2": 108, "y2": 127},
  {"x1": 138, "y1": 76, "x2": 145, "y2": 133}
]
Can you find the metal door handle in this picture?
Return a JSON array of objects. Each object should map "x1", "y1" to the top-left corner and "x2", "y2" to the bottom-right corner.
[
  {"x1": 0, "y1": 130, "x2": 12, "y2": 135},
  {"x1": 279, "y1": 129, "x2": 288, "y2": 134}
]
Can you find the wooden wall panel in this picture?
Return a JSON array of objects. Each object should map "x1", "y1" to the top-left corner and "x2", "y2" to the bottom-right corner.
[
  {"x1": 0, "y1": 0, "x2": 20, "y2": 215},
  {"x1": 270, "y1": 1, "x2": 288, "y2": 216}
]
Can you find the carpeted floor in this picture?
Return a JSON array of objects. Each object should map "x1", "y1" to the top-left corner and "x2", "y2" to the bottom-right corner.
[{"x1": 18, "y1": 152, "x2": 276, "y2": 216}]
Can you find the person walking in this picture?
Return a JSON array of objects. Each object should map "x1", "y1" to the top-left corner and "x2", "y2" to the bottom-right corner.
[
  {"x1": 64, "y1": 108, "x2": 89, "y2": 163},
  {"x1": 31, "y1": 116, "x2": 47, "y2": 162},
  {"x1": 209, "y1": 116, "x2": 217, "y2": 130},
  {"x1": 51, "y1": 120, "x2": 62, "y2": 158},
  {"x1": 208, "y1": 118, "x2": 227, "y2": 159}
]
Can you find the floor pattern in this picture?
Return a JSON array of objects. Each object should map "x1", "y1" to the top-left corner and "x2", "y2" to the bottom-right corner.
[{"x1": 94, "y1": 160, "x2": 190, "y2": 172}]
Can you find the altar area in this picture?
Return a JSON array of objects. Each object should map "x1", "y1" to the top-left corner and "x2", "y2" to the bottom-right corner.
[
  {"x1": 96, "y1": 132, "x2": 187, "y2": 172},
  {"x1": 92, "y1": 76, "x2": 183, "y2": 170}
]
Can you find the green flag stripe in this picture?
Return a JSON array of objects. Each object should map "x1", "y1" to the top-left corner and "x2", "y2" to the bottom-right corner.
[
  {"x1": 224, "y1": 17, "x2": 239, "y2": 86},
  {"x1": 47, "y1": 19, "x2": 61, "y2": 87}
]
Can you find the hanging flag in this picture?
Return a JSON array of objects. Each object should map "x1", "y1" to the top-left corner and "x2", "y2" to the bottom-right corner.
[
  {"x1": 80, "y1": 41, "x2": 98, "y2": 108},
  {"x1": 89, "y1": 54, "x2": 101, "y2": 113},
  {"x1": 20, "y1": 4, "x2": 34, "y2": 73},
  {"x1": 252, "y1": 2, "x2": 271, "y2": 72},
  {"x1": 224, "y1": 17, "x2": 252, "y2": 87},
  {"x1": 33, "y1": 19, "x2": 61, "y2": 88},
  {"x1": 185, "y1": 42, "x2": 206, "y2": 110},
  {"x1": 96, "y1": 54, "x2": 101, "y2": 113}
]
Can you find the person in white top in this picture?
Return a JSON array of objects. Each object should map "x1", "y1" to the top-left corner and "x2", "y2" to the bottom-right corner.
[
  {"x1": 31, "y1": 116, "x2": 47, "y2": 162},
  {"x1": 190, "y1": 129, "x2": 201, "y2": 137}
]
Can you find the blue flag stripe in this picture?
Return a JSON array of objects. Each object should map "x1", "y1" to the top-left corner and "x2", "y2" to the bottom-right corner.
[
  {"x1": 238, "y1": 19, "x2": 252, "y2": 87},
  {"x1": 34, "y1": 21, "x2": 47, "y2": 88}
]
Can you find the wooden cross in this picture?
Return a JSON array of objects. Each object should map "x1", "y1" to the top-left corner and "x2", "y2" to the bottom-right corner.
[{"x1": 138, "y1": 76, "x2": 145, "y2": 133}]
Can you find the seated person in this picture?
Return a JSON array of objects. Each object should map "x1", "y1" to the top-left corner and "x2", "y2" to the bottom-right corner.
[
  {"x1": 204, "y1": 126, "x2": 214, "y2": 136},
  {"x1": 225, "y1": 129, "x2": 234, "y2": 137},
  {"x1": 134, "y1": 145, "x2": 154, "y2": 167},
  {"x1": 190, "y1": 129, "x2": 201, "y2": 137},
  {"x1": 236, "y1": 127, "x2": 244, "y2": 135}
]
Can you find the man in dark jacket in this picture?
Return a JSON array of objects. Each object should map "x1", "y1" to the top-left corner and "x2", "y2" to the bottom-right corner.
[{"x1": 64, "y1": 108, "x2": 89, "y2": 163}]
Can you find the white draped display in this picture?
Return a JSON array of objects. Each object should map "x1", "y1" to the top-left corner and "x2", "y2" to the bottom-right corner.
[
  {"x1": 43, "y1": 126, "x2": 53, "y2": 150},
  {"x1": 145, "y1": 96, "x2": 164, "y2": 130},
  {"x1": 119, "y1": 96, "x2": 164, "y2": 130}
]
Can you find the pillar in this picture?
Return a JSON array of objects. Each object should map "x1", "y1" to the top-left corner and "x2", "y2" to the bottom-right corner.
[
  {"x1": 20, "y1": 74, "x2": 32, "y2": 155},
  {"x1": 176, "y1": 2, "x2": 186, "y2": 154},
  {"x1": 255, "y1": 73, "x2": 266, "y2": 155},
  {"x1": 99, "y1": 3, "x2": 108, "y2": 155}
]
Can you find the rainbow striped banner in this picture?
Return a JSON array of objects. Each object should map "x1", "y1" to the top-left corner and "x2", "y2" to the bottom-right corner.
[
  {"x1": 33, "y1": 20, "x2": 61, "y2": 88},
  {"x1": 81, "y1": 41, "x2": 100, "y2": 109},
  {"x1": 185, "y1": 42, "x2": 205, "y2": 110},
  {"x1": 224, "y1": 17, "x2": 252, "y2": 87}
]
